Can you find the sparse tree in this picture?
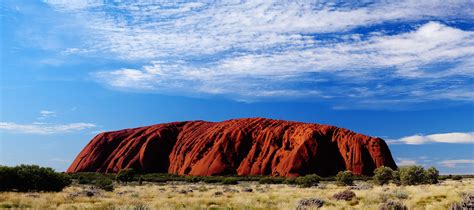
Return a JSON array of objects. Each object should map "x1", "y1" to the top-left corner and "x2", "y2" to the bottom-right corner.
[
  {"x1": 295, "y1": 174, "x2": 320, "y2": 187},
  {"x1": 373, "y1": 166, "x2": 394, "y2": 185},
  {"x1": 0, "y1": 165, "x2": 71, "y2": 192},
  {"x1": 425, "y1": 166, "x2": 439, "y2": 184},
  {"x1": 399, "y1": 165, "x2": 426, "y2": 185},
  {"x1": 336, "y1": 171, "x2": 354, "y2": 186},
  {"x1": 116, "y1": 168, "x2": 135, "y2": 184}
]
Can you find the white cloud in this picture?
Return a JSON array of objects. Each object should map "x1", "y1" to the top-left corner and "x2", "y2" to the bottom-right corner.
[
  {"x1": 397, "y1": 158, "x2": 418, "y2": 166},
  {"x1": 45, "y1": 1, "x2": 473, "y2": 59},
  {"x1": 37, "y1": 110, "x2": 56, "y2": 120},
  {"x1": 396, "y1": 132, "x2": 474, "y2": 144},
  {"x1": 0, "y1": 122, "x2": 96, "y2": 134},
  {"x1": 44, "y1": 1, "x2": 474, "y2": 105},
  {"x1": 94, "y1": 22, "x2": 474, "y2": 103},
  {"x1": 438, "y1": 159, "x2": 474, "y2": 168}
]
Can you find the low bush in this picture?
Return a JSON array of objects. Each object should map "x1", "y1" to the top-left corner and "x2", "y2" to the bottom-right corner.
[
  {"x1": 258, "y1": 177, "x2": 285, "y2": 184},
  {"x1": 116, "y1": 168, "x2": 136, "y2": 184},
  {"x1": 392, "y1": 189, "x2": 409, "y2": 200},
  {"x1": 93, "y1": 178, "x2": 114, "y2": 191},
  {"x1": 72, "y1": 172, "x2": 114, "y2": 185},
  {"x1": 141, "y1": 173, "x2": 184, "y2": 182},
  {"x1": 333, "y1": 190, "x2": 356, "y2": 201},
  {"x1": 296, "y1": 198, "x2": 325, "y2": 209},
  {"x1": 221, "y1": 177, "x2": 239, "y2": 185},
  {"x1": 425, "y1": 166, "x2": 439, "y2": 184},
  {"x1": 392, "y1": 170, "x2": 401, "y2": 185},
  {"x1": 295, "y1": 174, "x2": 320, "y2": 187},
  {"x1": 399, "y1": 165, "x2": 426, "y2": 185},
  {"x1": 452, "y1": 175, "x2": 462, "y2": 181},
  {"x1": 200, "y1": 176, "x2": 226, "y2": 183},
  {"x1": 336, "y1": 171, "x2": 354, "y2": 186},
  {"x1": 397, "y1": 165, "x2": 439, "y2": 185},
  {"x1": 184, "y1": 176, "x2": 201, "y2": 183},
  {"x1": 283, "y1": 177, "x2": 297, "y2": 185},
  {"x1": 378, "y1": 200, "x2": 407, "y2": 210},
  {"x1": 0, "y1": 165, "x2": 71, "y2": 192},
  {"x1": 373, "y1": 166, "x2": 394, "y2": 185}
]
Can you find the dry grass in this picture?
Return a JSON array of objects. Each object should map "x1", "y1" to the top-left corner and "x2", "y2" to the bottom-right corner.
[{"x1": 0, "y1": 179, "x2": 472, "y2": 209}]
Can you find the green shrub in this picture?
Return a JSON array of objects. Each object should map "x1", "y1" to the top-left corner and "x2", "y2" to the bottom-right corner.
[
  {"x1": 221, "y1": 177, "x2": 239, "y2": 185},
  {"x1": 94, "y1": 178, "x2": 114, "y2": 191},
  {"x1": 185, "y1": 176, "x2": 201, "y2": 183},
  {"x1": 258, "y1": 177, "x2": 285, "y2": 184},
  {"x1": 140, "y1": 173, "x2": 184, "y2": 182},
  {"x1": 295, "y1": 174, "x2": 320, "y2": 187},
  {"x1": 283, "y1": 177, "x2": 297, "y2": 185},
  {"x1": 116, "y1": 168, "x2": 136, "y2": 184},
  {"x1": 333, "y1": 190, "x2": 356, "y2": 201},
  {"x1": 71, "y1": 172, "x2": 111, "y2": 183},
  {"x1": 336, "y1": 171, "x2": 354, "y2": 186},
  {"x1": 451, "y1": 175, "x2": 462, "y2": 180},
  {"x1": 425, "y1": 166, "x2": 439, "y2": 184},
  {"x1": 399, "y1": 165, "x2": 426, "y2": 185},
  {"x1": 72, "y1": 172, "x2": 114, "y2": 185},
  {"x1": 0, "y1": 165, "x2": 71, "y2": 192},
  {"x1": 373, "y1": 166, "x2": 394, "y2": 185},
  {"x1": 200, "y1": 176, "x2": 224, "y2": 183},
  {"x1": 392, "y1": 170, "x2": 401, "y2": 185}
]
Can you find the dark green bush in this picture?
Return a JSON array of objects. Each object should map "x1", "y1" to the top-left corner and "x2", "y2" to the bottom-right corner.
[
  {"x1": 283, "y1": 177, "x2": 297, "y2": 185},
  {"x1": 258, "y1": 177, "x2": 285, "y2": 184},
  {"x1": 425, "y1": 166, "x2": 439, "y2": 184},
  {"x1": 116, "y1": 168, "x2": 136, "y2": 184},
  {"x1": 392, "y1": 170, "x2": 401, "y2": 185},
  {"x1": 72, "y1": 172, "x2": 114, "y2": 185},
  {"x1": 184, "y1": 176, "x2": 201, "y2": 183},
  {"x1": 141, "y1": 173, "x2": 184, "y2": 182},
  {"x1": 295, "y1": 174, "x2": 320, "y2": 187},
  {"x1": 0, "y1": 165, "x2": 71, "y2": 192},
  {"x1": 399, "y1": 165, "x2": 426, "y2": 185},
  {"x1": 336, "y1": 171, "x2": 354, "y2": 186},
  {"x1": 94, "y1": 178, "x2": 114, "y2": 191},
  {"x1": 221, "y1": 177, "x2": 239, "y2": 185},
  {"x1": 332, "y1": 190, "x2": 356, "y2": 201},
  {"x1": 373, "y1": 166, "x2": 394, "y2": 185},
  {"x1": 452, "y1": 175, "x2": 462, "y2": 180}
]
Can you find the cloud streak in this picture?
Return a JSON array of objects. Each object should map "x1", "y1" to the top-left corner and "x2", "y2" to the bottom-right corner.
[
  {"x1": 438, "y1": 159, "x2": 474, "y2": 168},
  {"x1": 0, "y1": 122, "x2": 96, "y2": 135},
  {"x1": 397, "y1": 158, "x2": 418, "y2": 166},
  {"x1": 44, "y1": 0, "x2": 474, "y2": 106},
  {"x1": 392, "y1": 132, "x2": 474, "y2": 144},
  {"x1": 37, "y1": 110, "x2": 56, "y2": 120}
]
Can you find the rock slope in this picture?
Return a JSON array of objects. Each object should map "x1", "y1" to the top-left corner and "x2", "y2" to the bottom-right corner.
[{"x1": 68, "y1": 118, "x2": 397, "y2": 177}]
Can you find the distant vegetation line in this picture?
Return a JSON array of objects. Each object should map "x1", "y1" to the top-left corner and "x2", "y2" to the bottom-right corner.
[{"x1": 0, "y1": 164, "x2": 472, "y2": 193}]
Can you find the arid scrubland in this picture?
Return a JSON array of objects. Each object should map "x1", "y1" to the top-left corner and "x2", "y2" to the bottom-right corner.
[{"x1": 0, "y1": 179, "x2": 472, "y2": 209}]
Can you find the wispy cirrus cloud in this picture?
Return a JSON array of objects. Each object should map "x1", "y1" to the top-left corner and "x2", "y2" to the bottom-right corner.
[
  {"x1": 43, "y1": 0, "x2": 474, "y2": 106},
  {"x1": 0, "y1": 122, "x2": 96, "y2": 134},
  {"x1": 397, "y1": 158, "x2": 418, "y2": 166},
  {"x1": 390, "y1": 131, "x2": 474, "y2": 144},
  {"x1": 37, "y1": 110, "x2": 56, "y2": 120},
  {"x1": 438, "y1": 159, "x2": 474, "y2": 168}
]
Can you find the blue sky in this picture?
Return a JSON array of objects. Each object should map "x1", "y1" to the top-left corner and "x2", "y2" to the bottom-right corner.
[{"x1": 0, "y1": 0, "x2": 473, "y2": 174}]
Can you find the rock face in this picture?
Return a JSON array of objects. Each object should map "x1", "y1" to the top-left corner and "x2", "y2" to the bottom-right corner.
[{"x1": 68, "y1": 118, "x2": 397, "y2": 177}]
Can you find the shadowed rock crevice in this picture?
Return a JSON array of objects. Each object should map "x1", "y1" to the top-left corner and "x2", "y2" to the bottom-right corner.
[{"x1": 68, "y1": 118, "x2": 397, "y2": 177}]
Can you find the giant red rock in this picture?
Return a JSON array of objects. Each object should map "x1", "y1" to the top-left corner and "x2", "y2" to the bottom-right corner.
[{"x1": 68, "y1": 118, "x2": 397, "y2": 176}]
